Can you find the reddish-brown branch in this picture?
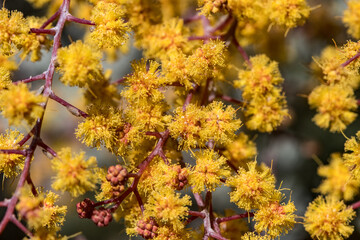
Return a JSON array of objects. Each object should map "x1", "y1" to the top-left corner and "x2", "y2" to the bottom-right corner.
[
  {"x1": 30, "y1": 28, "x2": 56, "y2": 35},
  {"x1": 10, "y1": 215, "x2": 33, "y2": 237},
  {"x1": 14, "y1": 73, "x2": 45, "y2": 85},
  {"x1": 188, "y1": 35, "x2": 220, "y2": 41},
  {"x1": 351, "y1": 200, "x2": 360, "y2": 209},
  {"x1": 49, "y1": 92, "x2": 88, "y2": 118},
  {"x1": 67, "y1": 15, "x2": 95, "y2": 26},
  {"x1": 133, "y1": 188, "x2": 144, "y2": 213},
  {"x1": 219, "y1": 95, "x2": 244, "y2": 106},
  {"x1": 145, "y1": 131, "x2": 162, "y2": 138},
  {"x1": 37, "y1": 139, "x2": 57, "y2": 158},
  {"x1": 216, "y1": 212, "x2": 254, "y2": 223},
  {"x1": 226, "y1": 160, "x2": 238, "y2": 172},
  {"x1": 26, "y1": 176, "x2": 38, "y2": 197},
  {"x1": 0, "y1": 149, "x2": 26, "y2": 155},
  {"x1": 232, "y1": 37, "x2": 251, "y2": 66},
  {"x1": 40, "y1": 8, "x2": 61, "y2": 29},
  {"x1": 188, "y1": 210, "x2": 206, "y2": 218},
  {"x1": 209, "y1": 15, "x2": 233, "y2": 34},
  {"x1": 193, "y1": 192, "x2": 205, "y2": 209}
]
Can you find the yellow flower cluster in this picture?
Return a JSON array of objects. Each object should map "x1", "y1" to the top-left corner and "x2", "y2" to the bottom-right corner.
[
  {"x1": 16, "y1": 185, "x2": 67, "y2": 233},
  {"x1": 0, "y1": 83, "x2": 46, "y2": 126},
  {"x1": 222, "y1": 132, "x2": 257, "y2": 169},
  {"x1": 90, "y1": 1, "x2": 130, "y2": 49},
  {"x1": 0, "y1": 8, "x2": 29, "y2": 55},
  {"x1": 168, "y1": 102, "x2": 241, "y2": 149},
  {"x1": 0, "y1": 9, "x2": 51, "y2": 61},
  {"x1": 51, "y1": 147, "x2": 100, "y2": 197},
  {"x1": 0, "y1": 129, "x2": 26, "y2": 178},
  {"x1": 188, "y1": 149, "x2": 231, "y2": 193},
  {"x1": 0, "y1": 67, "x2": 11, "y2": 90},
  {"x1": 343, "y1": 130, "x2": 360, "y2": 178},
  {"x1": 75, "y1": 106, "x2": 136, "y2": 156},
  {"x1": 304, "y1": 196, "x2": 355, "y2": 240},
  {"x1": 343, "y1": 0, "x2": 360, "y2": 39},
  {"x1": 199, "y1": 0, "x2": 310, "y2": 35},
  {"x1": 227, "y1": 161, "x2": 296, "y2": 237},
  {"x1": 57, "y1": 40, "x2": 104, "y2": 87},
  {"x1": 308, "y1": 44, "x2": 360, "y2": 132},
  {"x1": 234, "y1": 54, "x2": 289, "y2": 132},
  {"x1": 316, "y1": 153, "x2": 360, "y2": 201}
]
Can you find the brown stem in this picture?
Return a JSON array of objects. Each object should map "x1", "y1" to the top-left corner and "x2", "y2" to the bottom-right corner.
[
  {"x1": 26, "y1": 176, "x2": 38, "y2": 197},
  {"x1": 10, "y1": 215, "x2": 33, "y2": 237},
  {"x1": 342, "y1": 50, "x2": 360, "y2": 68},
  {"x1": 133, "y1": 188, "x2": 144, "y2": 213},
  {"x1": 40, "y1": 8, "x2": 61, "y2": 29},
  {"x1": 226, "y1": 160, "x2": 238, "y2": 172},
  {"x1": 49, "y1": 92, "x2": 88, "y2": 118},
  {"x1": 0, "y1": 149, "x2": 26, "y2": 155},
  {"x1": 67, "y1": 15, "x2": 95, "y2": 26},
  {"x1": 193, "y1": 192, "x2": 205, "y2": 209},
  {"x1": 216, "y1": 212, "x2": 254, "y2": 223},
  {"x1": 351, "y1": 200, "x2": 360, "y2": 209},
  {"x1": 14, "y1": 73, "x2": 45, "y2": 85},
  {"x1": 219, "y1": 95, "x2": 244, "y2": 106},
  {"x1": 37, "y1": 139, "x2": 57, "y2": 158},
  {"x1": 30, "y1": 28, "x2": 56, "y2": 35},
  {"x1": 188, "y1": 210, "x2": 206, "y2": 218},
  {"x1": 232, "y1": 37, "x2": 251, "y2": 66}
]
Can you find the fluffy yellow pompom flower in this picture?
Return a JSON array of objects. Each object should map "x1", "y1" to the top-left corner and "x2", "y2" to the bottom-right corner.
[
  {"x1": 244, "y1": 93, "x2": 289, "y2": 133},
  {"x1": 188, "y1": 39, "x2": 227, "y2": 85},
  {"x1": 168, "y1": 104, "x2": 206, "y2": 149},
  {"x1": 254, "y1": 198, "x2": 296, "y2": 237},
  {"x1": 123, "y1": 59, "x2": 164, "y2": 104},
  {"x1": 188, "y1": 149, "x2": 231, "y2": 193},
  {"x1": 343, "y1": 0, "x2": 360, "y2": 39},
  {"x1": 57, "y1": 40, "x2": 103, "y2": 87},
  {"x1": 223, "y1": 132, "x2": 257, "y2": 169},
  {"x1": 90, "y1": 1, "x2": 130, "y2": 49},
  {"x1": 235, "y1": 54, "x2": 284, "y2": 101},
  {"x1": 304, "y1": 196, "x2": 355, "y2": 240},
  {"x1": 311, "y1": 46, "x2": 359, "y2": 88},
  {"x1": 268, "y1": 0, "x2": 310, "y2": 30},
  {"x1": 26, "y1": 0, "x2": 51, "y2": 9},
  {"x1": 0, "y1": 129, "x2": 26, "y2": 178},
  {"x1": 317, "y1": 153, "x2": 360, "y2": 201},
  {"x1": 139, "y1": 18, "x2": 189, "y2": 59},
  {"x1": 0, "y1": 83, "x2": 45, "y2": 126},
  {"x1": 144, "y1": 188, "x2": 191, "y2": 232},
  {"x1": 227, "y1": 161, "x2": 277, "y2": 211},
  {"x1": 202, "y1": 101, "x2": 242, "y2": 145},
  {"x1": 343, "y1": 130, "x2": 360, "y2": 179},
  {"x1": 0, "y1": 8, "x2": 29, "y2": 55},
  {"x1": 51, "y1": 147, "x2": 100, "y2": 197},
  {"x1": 308, "y1": 84, "x2": 357, "y2": 132},
  {"x1": 16, "y1": 185, "x2": 67, "y2": 231}
]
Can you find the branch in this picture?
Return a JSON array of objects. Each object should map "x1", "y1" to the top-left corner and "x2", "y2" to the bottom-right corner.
[
  {"x1": 30, "y1": 28, "x2": 56, "y2": 35},
  {"x1": 14, "y1": 73, "x2": 45, "y2": 85},
  {"x1": 67, "y1": 15, "x2": 95, "y2": 26},
  {"x1": 342, "y1": 50, "x2": 360, "y2": 68},
  {"x1": 0, "y1": 149, "x2": 26, "y2": 155},
  {"x1": 216, "y1": 212, "x2": 254, "y2": 223},
  {"x1": 49, "y1": 92, "x2": 88, "y2": 118}
]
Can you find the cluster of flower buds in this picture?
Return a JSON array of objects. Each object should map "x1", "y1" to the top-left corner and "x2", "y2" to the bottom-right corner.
[
  {"x1": 136, "y1": 218, "x2": 158, "y2": 239},
  {"x1": 106, "y1": 164, "x2": 128, "y2": 197},
  {"x1": 77, "y1": 198, "x2": 112, "y2": 227},
  {"x1": 172, "y1": 165, "x2": 188, "y2": 190}
]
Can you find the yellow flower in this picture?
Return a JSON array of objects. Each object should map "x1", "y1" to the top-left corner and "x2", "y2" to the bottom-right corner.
[
  {"x1": 90, "y1": 1, "x2": 130, "y2": 49},
  {"x1": 308, "y1": 84, "x2": 357, "y2": 132},
  {"x1": 343, "y1": 0, "x2": 360, "y2": 39},
  {"x1": 0, "y1": 83, "x2": 46, "y2": 126},
  {"x1": 198, "y1": 0, "x2": 227, "y2": 16},
  {"x1": 244, "y1": 93, "x2": 289, "y2": 133},
  {"x1": 168, "y1": 104, "x2": 206, "y2": 149},
  {"x1": 254, "y1": 198, "x2": 296, "y2": 237},
  {"x1": 235, "y1": 54, "x2": 284, "y2": 101},
  {"x1": 51, "y1": 147, "x2": 100, "y2": 197},
  {"x1": 57, "y1": 40, "x2": 104, "y2": 87},
  {"x1": 144, "y1": 188, "x2": 191, "y2": 232},
  {"x1": 268, "y1": 0, "x2": 310, "y2": 29},
  {"x1": 0, "y1": 129, "x2": 26, "y2": 178},
  {"x1": 16, "y1": 185, "x2": 67, "y2": 232},
  {"x1": 223, "y1": 132, "x2": 257, "y2": 169},
  {"x1": 187, "y1": 39, "x2": 227, "y2": 85},
  {"x1": 122, "y1": 59, "x2": 164, "y2": 104},
  {"x1": 304, "y1": 196, "x2": 355, "y2": 240},
  {"x1": 202, "y1": 101, "x2": 242, "y2": 145},
  {"x1": 227, "y1": 161, "x2": 277, "y2": 211},
  {"x1": 188, "y1": 149, "x2": 231, "y2": 193},
  {"x1": 139, "y1": 18, "x2": 190, "y2": 59},
  {"x1": 317, "y1": 153, "x2": 360, "y2": 201},
  {"x1": 0, "y1": 8, "x2": 29, "y2": 55},
  {"x1": 241, "y1": 232, "x2": 271, "y2": 240},
  {"x1": 26, "y1": 0, "x2": 51, "y2": 8}
]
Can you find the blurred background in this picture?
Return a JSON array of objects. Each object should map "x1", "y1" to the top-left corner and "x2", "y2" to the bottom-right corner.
[{"x1": 1, "y1": 0, "x2": 360, "y2": 239}]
